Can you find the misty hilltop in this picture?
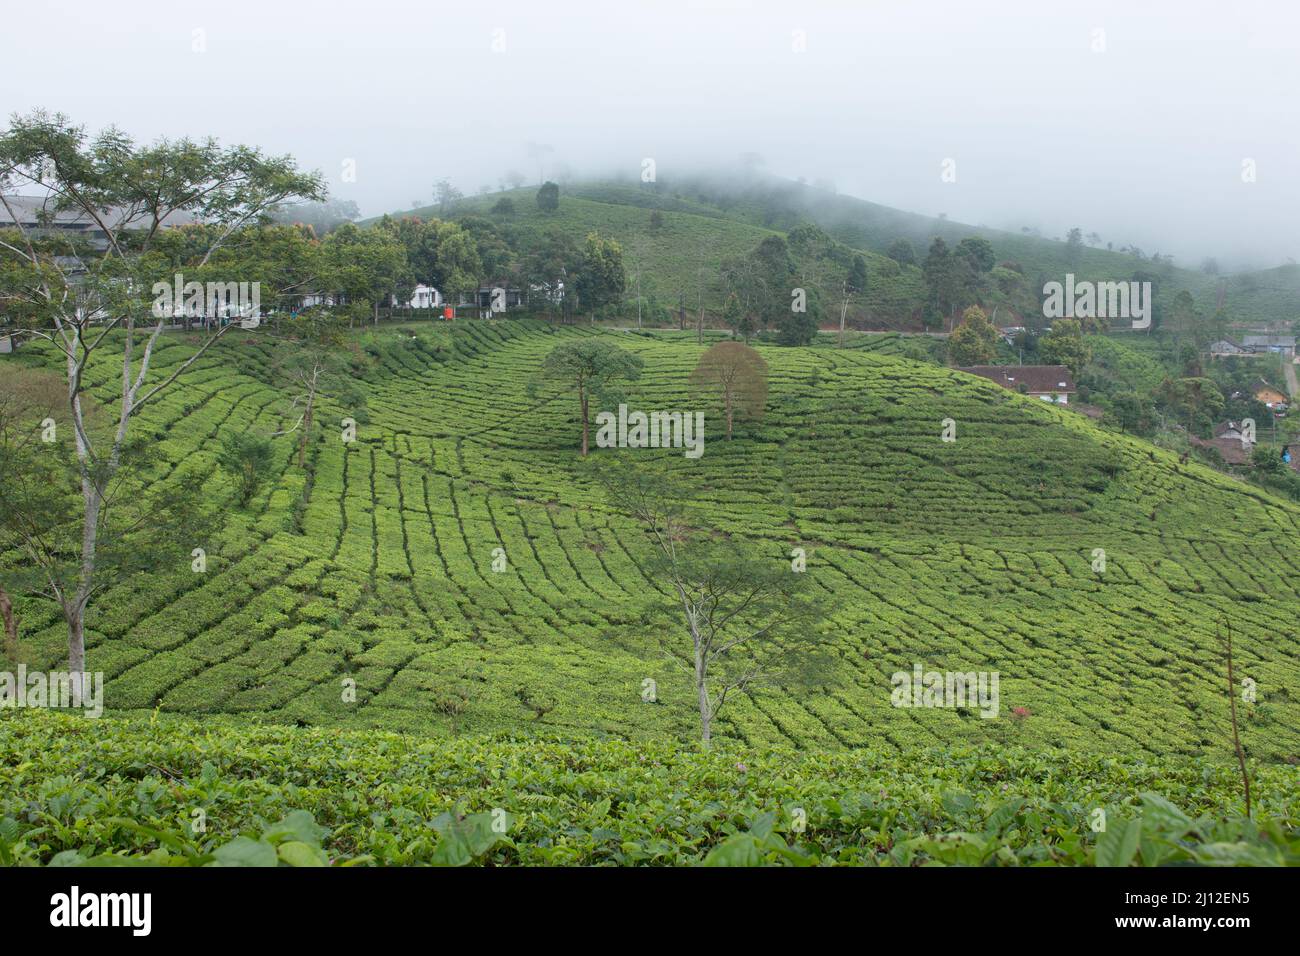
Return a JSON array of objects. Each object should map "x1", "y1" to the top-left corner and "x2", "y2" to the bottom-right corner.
[{"x1": 360, "y1": 171, "x2": 1300, "y2": 331}]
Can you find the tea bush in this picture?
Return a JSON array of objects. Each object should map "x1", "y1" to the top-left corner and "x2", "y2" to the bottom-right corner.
[
  {"x1": 3, "y1": 322, "x2": 1298, "y2": 762},
  {"x1": 1, "y1": 711, "x2": 1295, "y2": 866}
]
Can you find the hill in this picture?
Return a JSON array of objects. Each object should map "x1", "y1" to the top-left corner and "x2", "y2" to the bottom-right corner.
[
  {"x1": 6, "y1": 321, "x2": 1300, "y2": 762},
  {"x1": 382, "y1": 174, "x2": 1300, "y2": 329}
]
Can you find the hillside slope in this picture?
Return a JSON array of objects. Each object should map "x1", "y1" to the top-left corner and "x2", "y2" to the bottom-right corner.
[
  {"x1": 387, "y1": 176, "x2": 1299, "y2": 328},
  {"x1": 6, "y1": 322, "x2": 1300, "y2": 761}
]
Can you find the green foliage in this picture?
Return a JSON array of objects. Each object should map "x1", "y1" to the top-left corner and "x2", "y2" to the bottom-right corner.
[
  {"x1": 384, "y1": 176, "x2": 1300, "y2": 330},
  {"x1": 320, "y1": 222, "x2": 409, "y2": 319},
  {"x1": 532, "y1": 339, "x2": 644, "y2": 454},
  {"x1": 923, "y1": 237, "x2": 976, "y2": 321},
  {"x1": 886, "y1": 238, "x2": 916, "y2": 266},
  {"x1": 955, "y1": 236, "x2": 995, "y2": 274},
  {"x1": 1, "y1": 711, "x2": 1295, "y2": 866},
  {"x1": 947, "y1": 305, "x2": 999, "y2": 365},
  {"x1": 1039, "y1": 319, "x2": 1092, "y2": 374},
  {"x1": 575, "y1": 232, "x2": 627, "y2": 317},
  {"x1": 536, "y1": 181, "x2": 559, "y2": 213},
  {"x1": 1155, "y1": 376, "x2": 1225, "y2": 433},
  {"x1": 1064, "y1": 227, "x2": 1085, "y2": 267},
  {"x1": 217, "y1": 432, "x2": 275, "y2": 506}
]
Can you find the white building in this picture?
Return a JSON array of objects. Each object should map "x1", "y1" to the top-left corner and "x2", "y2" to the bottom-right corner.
[{"x1": 391, "y1": 284, "x2": 444, "y2": 309}]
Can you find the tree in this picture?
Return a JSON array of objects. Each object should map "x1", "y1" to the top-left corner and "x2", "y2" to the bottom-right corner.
[
  {"x1": 0, "y1": 367, "x2": 77, "y2": 661},
  {"x1": 947, "y1": 305, "x2": 999, "y2": 365},
  {"x1": 536, "y1": 181, "x2": 560, "y2": 213},
  {"x1": 718, "y1": 255, "x2": 763, "y2": 342},
  {"x1": 838, "y1": 255, "x2": 867, "y2": 348},
  {"x1": 1250, "y1": 443, "x2": 1289, "y2": 477},
  {"x1": 690, "y1": 341, "x2": 768, "y2": 440},
  {"x1": 1064, "y1": 227, "x2": 1085, "y2": 267},
  {"x1": 272, "y1": 309, "x2": 359, "y2": 468},
  {"x1": 955, "y1": 236, "x2": 995, "y2": 274},
  {"x1": 1038, "y1": 319, "x2": 1091, "y2": 374},
  {"x1": 624, "y1": 236, "x2": 651, "y2": 331},
  {"x1": 1169, "y1": 288, "x2": 1211, "y2": 345},
  {"x1": 592, "y1": 460, "x2": 828, "y2": 745},
  {"x1": 1107, "y1": 391, "x2": 1154, "y2": 434},
  {"x1": 432, "y1": 220, "x2": 486, "y2": 305},
  {"x1": 1155, "y1": 376, "x2": 1225, "y2": 432},
  {"x1": 194, "y1": 223, "x2": 322, "y2": 329},
  {"x1": 922, "y1": 237, "x2": 973, "y2": 326},
  {"x1": 776, "y1": 301, "x2": 818, "y2": 346},
  {"x1": 0, "y1": 110, "x2": 322, "y2": 676},
  {"x1": 459, "y1": 215, "x2": 514, "y2": 285},
  {"x1": 692, "y1": 240, "x2": 715, "y2": 344},
  {"x1": 217, "y1": 432, "x2": 274, "y2": 506},
  {"x1": 433, "y1": 178, "x2": 464, "y2": 217},
  {"x1": 990, "y1": 265, "x2": 1029, "y2": 313},
  {"x1": 523, "y1": 231, "x2": 580, "y2": 321},
  {"x1": 532, "y1": 340, "x2": 643, "y2": 456},
  {"x1": 720, "y1": 291, "x2": 753, "y2": 341},
  {"x1": 741, "y1": 235, "x2": 814, "y2": 345},
  {"x1": 0, "y1": 368, "x2": 212, "y2": 676},
  {"x1": 575, "y1": 232, "x2": 626, "y2": 322},
  {"x1": 648, "y1": 210, "x2": 665, "y2": 231},
  {"x1": 271, "y1": 198, "x2": 359, "y2": 236},
  {"x1": 886, "y1": 238, "x2": 916, "y2": 266},
  {"x1": 320, "y1": 223, "x2": 409, "y2": 324},
  {"x1": 1131, "y1": 269, "x2": 1162, "y2": 331}
]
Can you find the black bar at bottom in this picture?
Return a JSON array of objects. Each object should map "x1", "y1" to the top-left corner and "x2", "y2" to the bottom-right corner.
[{"x1": 0, "y1": 864, "x2": 1280, "y2": 942}]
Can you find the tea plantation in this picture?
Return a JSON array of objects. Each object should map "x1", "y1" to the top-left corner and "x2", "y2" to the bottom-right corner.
[
  {"x1": 6, "y1": 319, "x2": 1300, "y2": 758},
  {"x1": 3, "y1": 319, "x2": 1299, "y2": 863},
  {"x1": 1, "y1": 710, "x2": 1296, "y2": 865}
]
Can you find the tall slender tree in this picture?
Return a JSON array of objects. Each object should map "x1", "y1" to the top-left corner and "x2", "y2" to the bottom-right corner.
[
  {"x1": 531, "y1": 340, "x2": 643, "y2": 456},
  {"x1": 0, "y1": 110, "x2": 323, "y2": 675}
]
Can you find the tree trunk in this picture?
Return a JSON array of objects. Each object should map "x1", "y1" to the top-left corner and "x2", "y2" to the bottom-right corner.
[
  {"x1": 580, "y1": 390, "x2": 589, "y2": 457},
  {"x1": 299, "y1": 390, "x2": 316, "y2": 468},
  {"x1": 71, "y1": 474, "x2": 103, "y2": 674},
  {"x1": 696, "y1": 654, "x2": 711, "y2": 746},
  {"x1": 0, "y1": 586, "x2": 18, "y2": 662},
  {"x1": 839, "y1": 296, "x2": 849, "y2": 348},
  {"x1": 65, "y1": 601, "x2": 86, "y2": 675},
  {"x1": 724, "y1": 386, "x2": 734, "y2": 440}
]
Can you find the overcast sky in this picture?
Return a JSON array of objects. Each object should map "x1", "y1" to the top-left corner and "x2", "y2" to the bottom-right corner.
[{"x1": 7, "y1": 0, "x2": 1298, "y2": 269}]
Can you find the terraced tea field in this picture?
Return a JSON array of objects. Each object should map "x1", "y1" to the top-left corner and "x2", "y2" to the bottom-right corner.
[{"x1": 6, "y1": 320, "x2": 1300, "y2": 762}]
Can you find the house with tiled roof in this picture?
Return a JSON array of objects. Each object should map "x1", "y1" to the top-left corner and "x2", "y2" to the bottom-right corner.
[
  {"x1": 1251, "y1": 379, "x2": 1288, "y2": 409},
  {"x1": 954, "y1": 365, "x2": 1076, "y2": 404}
]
